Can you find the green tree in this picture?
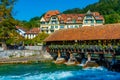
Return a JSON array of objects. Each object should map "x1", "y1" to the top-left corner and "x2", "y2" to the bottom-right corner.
[
  {"x1": 20, "y1": 16, "x2": 40, "y2": 29},
  {"x1": 6, "y1": 30, "x2": 25, "y2": 45},
  {"x1": 24, "y1": 39, "x2": 34, "y2": 46},
  {"x1": 32, "y1": 32, "x2": 49, "y2": 45},
  {"x1": 0, "y1": 0, "x2": 16, "y2": 49},
  {"x1": 62, "y1": 0, "x2": 120, "y2": 24},
  {"x1": 105, "y1": 13, "x2": 120, "y2": 24},
  {"x1": 63, "y1": 8, "x2": 83, "y2": 14}
]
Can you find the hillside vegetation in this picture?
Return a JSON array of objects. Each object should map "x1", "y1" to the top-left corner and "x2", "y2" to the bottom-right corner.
[
  {"x1": 63, "y1": 0, "x2": 120, "y2": 24},
  {"x1": 20, "y1": 0, "x2": 120, "y2": 28}
]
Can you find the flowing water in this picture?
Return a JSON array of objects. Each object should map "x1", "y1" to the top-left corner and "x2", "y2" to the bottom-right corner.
[{"x1": 0, "y1": 62, "x2": 120, "y2": 80}]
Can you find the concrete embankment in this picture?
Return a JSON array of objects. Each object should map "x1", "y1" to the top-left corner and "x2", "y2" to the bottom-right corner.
[{"x1": 0, "y1": 50, "x2": 53, "y2": 64}]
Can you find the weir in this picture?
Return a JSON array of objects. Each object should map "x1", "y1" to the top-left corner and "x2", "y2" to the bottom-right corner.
[
  {"x1": 46, "y1": 44, "x2": 120, "y2": 71},
  {"x1": 44, "y1": 24, "x2": 120, "y2": 72}
]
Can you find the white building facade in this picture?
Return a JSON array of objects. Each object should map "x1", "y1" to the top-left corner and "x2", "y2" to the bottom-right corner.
[
  {"x1": 16, "y1": 26, "x2": 26, "y2": 37},
  {"x1": 16, "y1": 26, "x2": 40, "y2": 39},
  {"x1": 40, "y1": 10, "x2": 104, "y2": 34},
  {"x1": 24, "y1": 28, "x2": 40, "y2": 39}
]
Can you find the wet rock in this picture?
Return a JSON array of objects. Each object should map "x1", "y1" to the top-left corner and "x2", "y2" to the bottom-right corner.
[
  {"x1": 53, "y1": 58, "x2": 65, "y2": 64},
  {"x1": 83, "y1": 61, "x2": 99, "y2": 68}
]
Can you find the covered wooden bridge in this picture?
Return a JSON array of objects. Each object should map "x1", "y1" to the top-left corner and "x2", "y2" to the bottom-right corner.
[{"x1": 44, "y1": 24, "x2": 120, "y2": 70}]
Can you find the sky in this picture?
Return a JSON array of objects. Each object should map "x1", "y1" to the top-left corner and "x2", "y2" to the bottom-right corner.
[{"x1": 13, "y1": 0, "x2": 99, "y2": 21}]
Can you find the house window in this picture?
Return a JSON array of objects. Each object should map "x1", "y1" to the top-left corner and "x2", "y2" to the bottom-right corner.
[
  {"x1": 86, "y1": 16, "x2": 92, "y2": 19},
  {"x1": 51, "y1": 21, "x2": 57, "y2": 24},
  {"x1": 55, "y1": 26, "x2": 58, "y2": 28},
  {"x1": 51, "y1": 30, "x2": 54, "y2": 32},
  {"x1": 91, "y1": 20, "x2": 94, "y2": 23},
  {"x1": 85, "y1": 20, "x2": 88, "y2": 23},
  {"x1": 41, "y1": 22, "x2": 45, "y2": 24},
  {"x1": 60, "y1": 26, "x2": 64, "y2": 29},
  {"x1": 51, "y1": 26, "x2": 54, "y2": 29},
  {"x1": 52, "y1": 17, "x2": 56, "y2": 20},
  {"x1": 96, "y1": 20, "x2": 103, "y2": 24},
  {"x1": 75, "y1": 25, "x2": 78, "y2": 28},
  {"x1": 70, "y1": 26, "x2": 73, "y2": 28},
  {"x1": 67, "y1": 25, "x2": 69, "y2": 28}
]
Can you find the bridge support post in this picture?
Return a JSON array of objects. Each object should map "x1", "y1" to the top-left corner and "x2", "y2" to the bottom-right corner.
[
  {"x1": 84, "y1": 52, "x2": 98, "y2": 68},
  {"x1": 58, "y1": 50, "x2": 61, "y2": 58},
  {"x1": 87, "y1": 52, "x2": 91, "y2": 61}
]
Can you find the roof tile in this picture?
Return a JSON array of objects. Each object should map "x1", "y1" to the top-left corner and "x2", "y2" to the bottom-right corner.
[
  {"x1": 26, "y1": 28, "x2": 40, "y2": 34},
  {"x1": 44, "y1": 23, "x2": 120, "y2": 42}
]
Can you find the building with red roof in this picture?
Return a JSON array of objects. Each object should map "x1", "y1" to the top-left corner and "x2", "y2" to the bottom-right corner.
[
  {"x1": 40, "y1": 10, "x2": 104, "y2": 34},
  {"x1": 25, "y1": 28, "x2": 40, "y2": 39},
  {"x1": 16, "y1": 26, "x2": 28, "y2": 37},
  {"x1": 16, "y1": 26, "x2": 40, "y2": 39}
]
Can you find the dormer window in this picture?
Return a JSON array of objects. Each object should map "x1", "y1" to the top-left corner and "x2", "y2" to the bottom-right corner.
[
  {"x1": 51, "y1": 17, "x2": 58, "y2": 24},
  {"x1": 52, "y1": 17, "x2": 56, "y2": 20},
  {"x1": 86, "y1": 16, "x2": 92, "y2": 19}
]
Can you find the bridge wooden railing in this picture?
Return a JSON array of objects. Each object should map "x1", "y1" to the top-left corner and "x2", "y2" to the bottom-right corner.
[{"x1": 47, "y1": 45, "x2": 120, "y2": 54}]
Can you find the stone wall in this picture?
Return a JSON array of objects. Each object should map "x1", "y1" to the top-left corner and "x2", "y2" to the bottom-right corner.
[
  {"x1": 25, "y1": 46, "x2": 42, "y2": 50},
  {"x1": 0, "y1": 50, "x2": 52, "y2": 59}
]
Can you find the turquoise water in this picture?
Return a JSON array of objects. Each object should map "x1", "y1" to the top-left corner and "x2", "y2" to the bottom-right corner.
[{"x1": 0, "y1": 62, "x2": 120, "y2": 80}]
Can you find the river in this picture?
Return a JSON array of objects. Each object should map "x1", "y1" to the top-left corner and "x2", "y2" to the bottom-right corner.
[{"x1": 0, "y1": 62, "x2": 120, "y2": 80}]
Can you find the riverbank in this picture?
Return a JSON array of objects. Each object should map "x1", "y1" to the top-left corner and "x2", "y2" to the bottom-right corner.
[
  {"x1": 0, "y1": 49, "x2": 53, "y2": 64},
  {"x1": 0, "y1": 54, "x2": 53, "y2": 64}
]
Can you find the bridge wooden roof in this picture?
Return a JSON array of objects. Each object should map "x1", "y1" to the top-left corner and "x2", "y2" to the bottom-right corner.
[{"x1": 44, "y1": 24, "x2": 120, "y2": 42}]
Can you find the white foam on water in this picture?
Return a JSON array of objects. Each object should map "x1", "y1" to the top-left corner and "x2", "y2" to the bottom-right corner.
[
  {"x1": 0, "y1": 67, "x2": 120, "y2": 80},
  {"x1": 83, "y1": 66, "x2": 108, "y2": 71},
  {"x1": 77, "y1": 63, "x2": 84, "y2": 66},
  {"x1": 22, "y1": 71, "x2": 73, "y2": 80},
  {"x1": 56, "y1": 71, "x2": 73, "y2": 79}
]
